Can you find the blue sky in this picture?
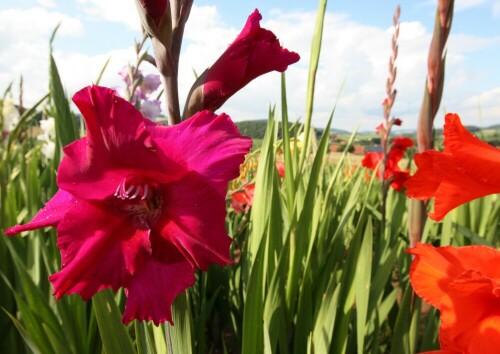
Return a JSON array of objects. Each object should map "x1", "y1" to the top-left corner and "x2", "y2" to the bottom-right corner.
[{"x1": 1, "y1": 0, "x2": 499, "y2": 131}]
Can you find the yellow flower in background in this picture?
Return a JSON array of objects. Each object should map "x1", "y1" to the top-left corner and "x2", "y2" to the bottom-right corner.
[{"x1": 290, "y1": 132, "x2": 305, "y2": 154}]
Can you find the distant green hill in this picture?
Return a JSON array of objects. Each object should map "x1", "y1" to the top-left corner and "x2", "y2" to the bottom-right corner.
[
  {"x1": 235, "y1": 120, "x2": 274, "y2": 139},
  {"x1": 234, "y1": 120, "x2": 499, "y2": 147},
  {"x1": 235, "y1": 120, "x2": 350, "y2": 140}
]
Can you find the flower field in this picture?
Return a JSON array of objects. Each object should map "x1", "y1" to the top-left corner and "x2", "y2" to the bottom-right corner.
[{"x1": 1, "y1": 0, "x2": 499, "y2": 353}]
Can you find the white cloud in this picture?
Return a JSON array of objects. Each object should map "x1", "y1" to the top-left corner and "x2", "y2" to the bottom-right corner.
[
  {"x1": 455, "y1": 0, "x2": 488, "y2": 11},
  {"x1": 448, "y1": 33, "x2": 500, "y2": 53},
  {"x1": 222, "y1": 11, "x2": 429, "y2": 129},
  {"x1": 1, "y1": 4, "x2": 498, "y2": 132},
  {"x1": 52, "y1": 48, "x2": 136, "y2": 95},
  {"x1": 493, "y1": 0, "x2": 500, "y2": 16},
  {"x1": 170, "y1": 7, "x2": 500, "y2": 131},
  {"x1": 452, "y1": 87, "x2": 500, "y2": 126},
  {"x1": 37, "y1": 0, "x2": 56, "y2": 8},
  {"x1": 192, "y1": 8, "x2": 500, "y2": 131},
  {"x1": 0, "y1": 7, "x2": 83, "y2": 38},
  {"x1": 77, "y1": 0, "x2": 140, "y2": 30},
  {"x1": 464, "y1": 86, "x2": 500, "y2": 107},
  {"x1": 0, "y1": 7, "x2": 84, "y2": 103},
  {"x1": 454, "y1": 0, "x2": 500, "y2": 16}
]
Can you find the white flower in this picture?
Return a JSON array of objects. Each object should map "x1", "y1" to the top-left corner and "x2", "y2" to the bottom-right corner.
[
  {"x1": 2, "y1": 98, "x2": 20, "y2": 132},
  {"x1": 41, "y1": 140, "x2": 56, "y2": 160},
  {"x1": 38, "y1": 116, "x2": 56, "y2": 160},
  {"x1": 39, "y1": 116, "x2": 56, "y2": 141}
]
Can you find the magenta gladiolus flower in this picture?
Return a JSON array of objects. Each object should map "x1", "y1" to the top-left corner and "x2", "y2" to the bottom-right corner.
[
  {"x1": 204, "y1": 9, "x2": 300, "y2": 111},
  {"x1": 5, "y1": 85, "x2": 251, "y2": 325},
  {"x1": 184, "y1": 9, "x2": 300, "y2": 117}
]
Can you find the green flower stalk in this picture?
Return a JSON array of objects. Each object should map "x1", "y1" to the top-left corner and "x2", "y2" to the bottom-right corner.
[
  {"x1": 379, "y1": 4, "x2": 401, "y2": 235},
  {"x1": 135, "y1": 0, "x2": 194, "y2": 125},
  {"x1": 409, "y1": 0, "x2": 454, "y2": 248}
]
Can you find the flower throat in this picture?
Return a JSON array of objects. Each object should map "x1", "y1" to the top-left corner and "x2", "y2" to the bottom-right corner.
[{"x1": 114, "y1": 175, "x2": 162, "y2": 226}]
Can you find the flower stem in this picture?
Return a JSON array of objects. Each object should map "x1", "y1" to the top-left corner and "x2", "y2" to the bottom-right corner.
[
  {"x1": 380, "y1": 5, "x2": 400, "y2": 238},
  {"x1": 410, "y1": 0, "x2": 454, "y2": 247},
  {"x1": 162, "y1": 72, "x2": 181, "y2": 125}
]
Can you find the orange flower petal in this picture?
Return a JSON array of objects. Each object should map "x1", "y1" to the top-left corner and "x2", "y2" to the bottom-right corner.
[
  {"x1": 429, "y1": 159, "x2": 500, "y2": 221},
  {"x1": 443, "y1": 113, "x2": 500, "y2": 186},
  {"x1": 405, "y1": 114, "x2": 500, "y2": 221},
  {"x1": 438, "y1": 274, "x2": 500, "y2": 352},
  {"x1": 361, "y1": 152, "x2": 382, "y2": 171},
  {"x1": 392, "y1": 136, "x2": 413, "y2": 151},
  {"x1": 404, "y1": 152, "x2": 443, "y2": 199},
  {"x1": 408, "y1": 243, "x2": 500, "y2": 353}
]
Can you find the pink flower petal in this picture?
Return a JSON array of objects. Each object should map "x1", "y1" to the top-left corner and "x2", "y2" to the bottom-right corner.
[
  {"x1": 59, "y1": 87, "x2": 185, "y2": 201},
  {"x1": 72, "y1": 86, "x2": 151, "y2": 154},
  {"x1": 123, "y1": 259, "x2": 195, "y2": 325},
  {"x1": 157, "y1": 172, "x2": 233, "y2": 269},
  {"x1": 49, "y1": 200, "x2": 151, "y2": 301},
  {"x1": 148, "y1": 110, "x2": 252, "y2": 196},
  {"x1": 5, "y1": 189, "x2": 75, "y2": 236},
  {"x1": 202, "y1": 9, "x2": 300, "y2": 111}
]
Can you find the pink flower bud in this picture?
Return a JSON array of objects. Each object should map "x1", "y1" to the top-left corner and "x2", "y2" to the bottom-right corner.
[{"x1": 183, "y1": 9, "x2": 299, "y2": 117}]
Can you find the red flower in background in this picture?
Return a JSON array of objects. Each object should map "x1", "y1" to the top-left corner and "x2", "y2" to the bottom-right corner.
[
  {"x1": 361, "y1": 137, "x2": 413, "y2": 191},
  {"x1": 391, "y1": 136, "x2": 413, "y2": 150},
  {"x1": 276, "y1": 161, "x2": 285, "y2": 178},
  {"x1": 405, "y1": 113, "x2": 500, "y2": 221},
  {"x1": 5, "y1": 85, "x2": 251, "y2": 325},
  {"x1": 190, "y1": 9, "x2": 299, "y2": 113},
  {"x1": 407, "y1": 243, "x2": 500, "y2": 353},
  {"x1": 231, "y1": 183, "x2": 255, "y2": 214}
]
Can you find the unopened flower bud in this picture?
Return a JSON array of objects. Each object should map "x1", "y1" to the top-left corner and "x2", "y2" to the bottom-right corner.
[
  {"x1": 183, "y1": 9, "x2": 299, "y2": 118},
  {"x1": 135, "y1": 0, "x2": 171, "y2": 44}
]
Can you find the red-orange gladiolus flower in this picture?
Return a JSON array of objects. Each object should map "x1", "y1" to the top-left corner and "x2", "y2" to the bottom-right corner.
[
  {"x1": 361, "y1": 136, "x2": 413, "y2": 191},
  {"x1": 275, "y1": 161, "x2": 285, "y2": 178},
  {"x1": 230, "y1": 183, "x2": 255, "y2": 214},
  {"x1": 405, "y1": 113, "x2": 500, "y2": 221},
  {"x1": 407, "y1": 243, "x2": 500, "y2": 353}
]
